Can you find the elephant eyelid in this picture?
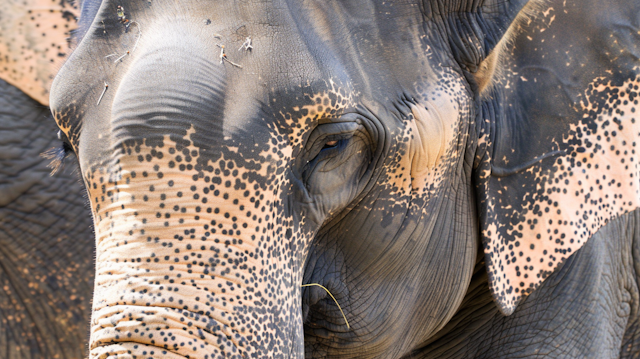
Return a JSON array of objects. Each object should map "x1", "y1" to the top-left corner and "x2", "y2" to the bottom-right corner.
[
  {"x1": 307, "y1": 134, "x2": 352, "y2": 162},
  {"x1": 322, "y1": 140, "x2": 339, "y2": 149}
]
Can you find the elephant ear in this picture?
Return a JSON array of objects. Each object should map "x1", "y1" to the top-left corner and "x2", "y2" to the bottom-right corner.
[
  {"x1": 475, "y1": 0, "x2": 640, "y2": 315},
  {"x1": 426, "y1": 0, "x2": 535, "y2": 75},
  {"x1": 0, "y1": 0, "x2": 79, "y2": 105}
]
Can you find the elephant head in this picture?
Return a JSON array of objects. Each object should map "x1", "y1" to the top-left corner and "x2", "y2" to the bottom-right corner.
[{"x1": 49, "y1": 0, "x2": 640, "y2": 357}]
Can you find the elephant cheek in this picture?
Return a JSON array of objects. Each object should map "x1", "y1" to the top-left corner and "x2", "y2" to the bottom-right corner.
[{"x1": 84, "y1": 137, "x2": 307, "y2": 358}]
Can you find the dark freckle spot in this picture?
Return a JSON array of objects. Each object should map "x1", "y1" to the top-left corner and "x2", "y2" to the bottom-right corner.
[
  {"x1": 168, "y1": 180, "x2": 174, "y2": 187},
  {"x1": 177, "y1": 192, "x2": 183, "y2": 197}
]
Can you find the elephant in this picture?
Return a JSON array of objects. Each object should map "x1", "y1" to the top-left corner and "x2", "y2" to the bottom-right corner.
[
  {"x1": 49, "y1": 0, "x2": 640, "y2": 357},
  {"x1": 0, "y1": 0, "x2": 95, "y2": 357}
]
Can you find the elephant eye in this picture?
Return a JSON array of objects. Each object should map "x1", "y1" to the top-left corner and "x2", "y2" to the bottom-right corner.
[
  {"x1": 304, "y1": 122, "x2": 362, "y2": 162},
  {"x1": 321, "y1": 140, "x2": 339, "y2": 150},
  {"x1": 309, "y1": 137, "x2": 350, "y2": 164}
]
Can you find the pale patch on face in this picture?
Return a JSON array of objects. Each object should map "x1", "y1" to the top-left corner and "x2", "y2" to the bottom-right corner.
[
  {"x1": 385, "y1": 74, "x2": 469, "y2": 201},
  {"x1": 0, "y1": 0, "x2": 78, "y2": 105},
  {"x1": 485, "y1": 73, "x2": 640, "y2": 313},
  {"x1": 406, "y1": 98, "x2": 459, "y2": 191}
]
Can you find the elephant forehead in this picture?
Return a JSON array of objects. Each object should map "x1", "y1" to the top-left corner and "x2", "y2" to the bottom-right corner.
[
  {"x1": 102, "y1": 14, "x2": 357, "y2": 149},
  {"x1": 0, "y1": 0, "x2": 78, "y2": 105}
]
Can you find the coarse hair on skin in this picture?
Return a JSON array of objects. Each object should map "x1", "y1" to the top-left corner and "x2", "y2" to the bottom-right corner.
[
  {"x1": 474, "y1": 0, "x2": 550, "y2": 97},
  {"x1": 41, "y1": 145, "x2": 68, "y2": 176}
]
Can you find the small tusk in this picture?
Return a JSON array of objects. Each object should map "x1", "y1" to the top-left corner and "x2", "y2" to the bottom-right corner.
[
  {"x1": 238, "y1": 36, "x2": 253, "y2": 51},
  {"x1": 97, "y1": 82, "x2": 108, "y2": 105},
  {"x1": 223, "y1": 56, "x2": 243, "y2": 68},
  {"x1": 114, "y1": 52, "x2": 128, "y2": 63}
]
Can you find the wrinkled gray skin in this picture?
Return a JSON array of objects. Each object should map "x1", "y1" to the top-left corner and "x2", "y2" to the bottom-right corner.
[
  {"x1": 418, "y1": 210, "x2": 640, "y2": 358},
  {"x1": 0, "y1": 78, "x2": 94, "y2": 358}
]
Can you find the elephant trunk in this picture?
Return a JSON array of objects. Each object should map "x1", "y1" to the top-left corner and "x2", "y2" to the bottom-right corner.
[
  {"x1": 87, "y1": 162, "x2": 304, "y2": 358},
  {"x1": 81, "y1": 22, "x2": 306, "y2": 358}
]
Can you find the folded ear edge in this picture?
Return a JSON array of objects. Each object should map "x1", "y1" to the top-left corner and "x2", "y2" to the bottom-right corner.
[{"x1": 473, "y1": 0, "x2": 551, "y2": 95}]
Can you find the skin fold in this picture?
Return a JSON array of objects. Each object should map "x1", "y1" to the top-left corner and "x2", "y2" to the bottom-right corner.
[
  {"x1": 0, "y1": 1, "x2": 95, "y2": 357},
  {"x1": 49, "y1": 0, "x2": 639, "y2": 357}
]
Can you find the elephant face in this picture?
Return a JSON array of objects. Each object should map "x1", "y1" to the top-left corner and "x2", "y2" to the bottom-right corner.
[{"x1": 49, "y1": 0, "x2": 640, "y2": 358}]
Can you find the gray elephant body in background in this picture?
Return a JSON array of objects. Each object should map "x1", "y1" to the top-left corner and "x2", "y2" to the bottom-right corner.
[
  {"x1": 0, "y1": 1, "x2": 95, "y2": 357},
  {"x1": 0, "y1": 78, "x2": 93, "y2": 359}
]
